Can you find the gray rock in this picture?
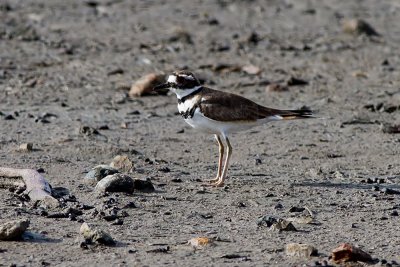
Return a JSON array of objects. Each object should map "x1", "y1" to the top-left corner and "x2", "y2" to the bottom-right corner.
[
  {"x1": 85, "y1": 165, "x2": 119, "y2": 186},
  {"x1": 0, "y1": 219, "x2": 30, "y2": 240},
  {"x1": 95, "y1": 173, "x2": 134, "y2": 193},
  {"x1": 80, "y1": 222, "x2": 115, "y2": 246}
]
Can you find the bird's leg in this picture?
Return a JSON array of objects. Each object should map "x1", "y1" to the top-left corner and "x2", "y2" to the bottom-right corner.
[
  {"x1": 205, "y1": 135, "x2": 224, "y2": 184},
  {"x1": 211, "y1": 136, "x2": 232, "y2": 187}
]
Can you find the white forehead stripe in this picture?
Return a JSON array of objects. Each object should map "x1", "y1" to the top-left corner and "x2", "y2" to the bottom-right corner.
[
  {"x1": 167, "y1": 75, "x2": 177, "y2": 83},
  {"x1": 180, "y1": 74, "x2": 195, "y2": 80}
]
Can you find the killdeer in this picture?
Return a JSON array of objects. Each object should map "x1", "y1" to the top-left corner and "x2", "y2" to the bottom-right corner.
[{"x1": 154, "y1": 70, "x2": 314, "y2": 187}]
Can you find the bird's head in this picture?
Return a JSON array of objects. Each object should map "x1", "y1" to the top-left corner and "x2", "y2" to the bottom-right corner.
[{"x1": 153, "y1": 71, "x2": 201, "y2": 96}]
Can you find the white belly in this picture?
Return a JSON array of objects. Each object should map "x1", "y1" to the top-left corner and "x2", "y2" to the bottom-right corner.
[{"x1": 184, "y1": 108, "x2": 267, "y2": 135}]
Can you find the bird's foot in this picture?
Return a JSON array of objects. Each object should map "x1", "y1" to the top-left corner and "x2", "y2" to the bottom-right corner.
[
  {"x1": 202, "y1": 179, "x2": 224, "y2": 187},
  {"x1": 204, "y1": 177, "x2": 219, "y2": 184}
]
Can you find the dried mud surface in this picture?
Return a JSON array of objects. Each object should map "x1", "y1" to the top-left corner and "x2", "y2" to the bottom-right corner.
[{"x1": 1, "y1": 0, "x2": 400, "y2": 266}]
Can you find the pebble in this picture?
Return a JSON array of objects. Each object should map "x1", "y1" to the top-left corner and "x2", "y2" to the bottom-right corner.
[
  {"x1": 390, "y1": 210, "x2": 398, "y2": 216},
  {"x1": 342, "y1": 19, "x2": 379, "y2": 36},
  {"x1": 18, "y1": 143, "x2": 33, "y2": 152},
  {"x1": 188, "y1": 237, "x2": 213, "y2": 249},
  {"x1": 0, "y1": 219, "x2": 30, "y2": 240},
  {"x1": 110, "y1": 155, "x2": 133, "y2": 172},
  {"x1": 241, "y1": 64, "x2": 262, "y2": 75},
  {"x1": 4, "y1": 114, "x2": 15, "y2": 120},
  {"x1": 84, "y1": 165, "x2": 119, "y2": 185},
  {"x1": 257, "y1": 215, "x2": 296, "y2": 231},
  {"x1": 286, "y1": 76, "x2": 308, "y2": 86},
  {"x1": 289, "y1": 206, "x2": 305, "y2": 212},
  {"x1": 80, "y1": 222, "x2": 115, "y2": 246},
  {"x1": 95, "y1": 173, "x2": 134, "y2": 194},
  {"x1": 285, "y1": 243, "x2": 318, "y2": 258},
  {"x1": 79, "y1": 125, "x2": 99, "y2": 136}
]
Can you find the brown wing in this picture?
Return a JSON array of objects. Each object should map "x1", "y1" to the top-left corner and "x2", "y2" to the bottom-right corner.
[{"x1": 198, "y1": 87, "x2": 313, "y2": 122}]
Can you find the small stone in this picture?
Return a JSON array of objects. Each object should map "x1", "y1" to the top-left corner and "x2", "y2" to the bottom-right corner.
[
  {"x1": 95, "y1": 173, "x2": 134, "y2": 194},
  {"x1": 270, "y1": 219, "x2": 297, "y2": 232},
  {"x1": 390, "y1": 210, "x2": 398, "y2": 216},
  {"x1": 133, "y1": 179, "x2": 155, "y2": 192},
  {"x1": 79, "y1": 125, "x2": 99, "y2": 136},
  {"x1": 128, "y1": 73, "x2": 166, "y2": 97},
  {"x1": 265, "y1": 83, "x2": 288, "y2": 92},
  {"x1": 18, "y1": 143, "x2": 33, "y2": 152},
  {"x1": 257, "y1": 215, "x2": 277, "y2": 227},
  {"x1": 110, "y1": 155, "x2": 133, "y2": 172},
  {"x1": 274, "y1": 203, "x2": 284, "y2": 210},
  {"x1": 188, "y1": 237, "x2": 213, "y2": 248},
  {"x1": 352, "y1": 70, "x2": 368, "y2": 79},
  {"x1": 84, "y1": 165, "x2": 119, "y2": 185},
  {"x1": 286, "y1": 243, "x2": 318, "y2": 258},
  {"x1": 241, "y1": 64, "x2": 262, "y2": 75},
  {"x1": 111, "y1": 219, "x2": 123, "y2": 225},
  {"x1": 342, "y1": 19, "x2": 379, "y2": 36},
  {"x1": 331, "y1": 243, "x2": 373, "y2": 263},
  {"x1": 286, "y1": 76, "x2": 308, "y2": 86},
  {"x1": 0, "y1": 219, "x2": 30, "y2": 240},
  {"x1": 4, "y1": 114, "x2": 15, "y2": 120},
  {"x1": 257, "y1": 216, "x2": 296, "y2": 231},
  {"x1": 289, "y1": 206, "x2": 305, "y2": 213},
  {"x1": 80, "y1": 222, "x2": 115, "y2": 246}
]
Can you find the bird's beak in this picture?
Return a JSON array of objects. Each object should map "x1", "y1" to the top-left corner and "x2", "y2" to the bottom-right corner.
[{"x1": 153, "y1": 82, "x2": 171, "y2": 91}]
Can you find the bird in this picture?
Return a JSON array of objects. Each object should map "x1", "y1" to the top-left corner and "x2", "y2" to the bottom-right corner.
[{"x1": 154, "y1": 70, "x2": 314, "y2": 187}]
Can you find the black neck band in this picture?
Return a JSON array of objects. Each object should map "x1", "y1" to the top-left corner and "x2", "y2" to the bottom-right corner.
[{"x1": 177, "y1": 87, "x2": 203, "y2": 104}]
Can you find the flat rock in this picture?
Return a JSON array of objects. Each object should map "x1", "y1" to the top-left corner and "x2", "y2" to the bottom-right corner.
[
  {"x1": 331, "y1": 243, "x2": 373, "y2": 263},
  {"x1": 85, "y1": 165, "x2": 119, "y2": 186},
  {"x1": 0, "y1": 219, "x2": 30, "y2": 241},
  {"x1": 95, "y1": 173, "x2": 134, "y2": 193}
]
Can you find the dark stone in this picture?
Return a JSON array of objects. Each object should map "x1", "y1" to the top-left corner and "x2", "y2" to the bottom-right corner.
[{"x1": 133, "y1": 179, "x2": 155, "y2": 192}]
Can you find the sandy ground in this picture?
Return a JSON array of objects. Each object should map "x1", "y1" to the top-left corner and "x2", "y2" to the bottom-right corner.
[{"x1": 1, "y1": 0, "x2": 400, "y2": 266}]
